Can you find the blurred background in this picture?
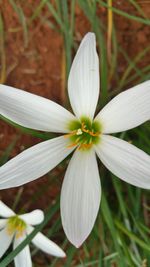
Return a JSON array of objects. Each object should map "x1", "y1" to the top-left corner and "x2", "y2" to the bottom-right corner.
[{"x1": 0, "y1": 1, "x2": 150, "y2": 266}]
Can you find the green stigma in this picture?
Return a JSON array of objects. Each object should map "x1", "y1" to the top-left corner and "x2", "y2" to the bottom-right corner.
[
  {"x1": 7, "y1": 216, "x2": 27, "y2": 238},
  {"x1": 66, "y1": 117, "x2": 101, "y2": 150}
]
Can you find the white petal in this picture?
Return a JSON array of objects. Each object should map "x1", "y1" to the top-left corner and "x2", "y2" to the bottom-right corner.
[
  {"x1": 68, "y1": 32, "x2": 99, "y2": 119},
  {"x1": 60, "y1": 149, "x2": 101, "y2": 247},
  {"x1": 0, "y1": 136, "x2": 75, "y2": 189},
  {"x1": 96, "y1": 81, "x2": 150, "y2": 133},
  {"x1": 0, "y1": 84, "x2": 75, "y2": 133},
  {"x1": 27, "y1": 226, "x2": 66, "y2": 258},
  {"x1": 0, "y1": 201, "x2": 15, "y2": 217},
  {"x1": 0, "y1": 219, "x2": 7, "y2": 229},
  {"x1": 95, "y1": 135, "x2": 150, "y2": 189},
  {"x1": 19, "y1": 210, "x2": 44, "y2": 225},
  {"x1": 13, "y1": 234, "x2": 32, "y2": 267},
  {"x1": 0, "y1": 227, "x2": 13, "y2": 258}
]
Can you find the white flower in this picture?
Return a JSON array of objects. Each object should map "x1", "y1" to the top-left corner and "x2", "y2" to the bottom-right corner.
[
  {"x1": 0, "y1": 32, "x2": 150, "y2": 248},
  {"x1": 0, "y1": 201, "x2": 66, "y2": 266}
]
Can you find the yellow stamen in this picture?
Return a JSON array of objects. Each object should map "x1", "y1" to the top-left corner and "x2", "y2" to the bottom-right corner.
[
  {"x1": 7, "y1": 216, "x2": 26, "y2": 238},
  {"x1": 78, "y1": 143, "x2": 93, "y2": 150},
  {"x1": 64, "y1": 131, "x2": 77, "y2": 138},
  {"x1": 67, "y1": 143, "x2": 78, "y2": 148},
  {"x1": 89, "y1": 131, "x2": 100, "y2": 137},
  {"x1": 81, "y1": 123, "x2": 100, "y2": 137},
  {"x1": 81, "y1": 123, "x2": 90, "y2": 133},
  {"x1": 66, "y1": 119, "x2": 101, "y2": 150},
  {"x1": 15, "y1": 229, "x2": 25, "y2": 239}
]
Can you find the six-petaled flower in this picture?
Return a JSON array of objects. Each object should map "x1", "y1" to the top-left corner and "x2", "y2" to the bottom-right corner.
[
  {"x1": 0, "y1": 201, "x2": 65, "y2": 266},
  {"x1": 0, "y1": 33, "x2": 150, "y2": 247}
]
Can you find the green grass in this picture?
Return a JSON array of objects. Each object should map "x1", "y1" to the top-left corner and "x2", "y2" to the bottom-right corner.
[
  {"x1": 8, "y1": 0, "x2": 28, "y2": 47},
  {"x1": 0, "y1": 1, "x2": 150, "y2": 266},
  {"x1": 0, "y1": 12, "x2": 6, "y2": 83}
]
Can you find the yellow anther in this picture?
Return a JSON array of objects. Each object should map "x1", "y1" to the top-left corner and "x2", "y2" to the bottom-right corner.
[
  {"x1": 81, "y1": 123, "x2": 90, "y2": 133},
  {"x1": 81, "y1": 123, "x2": 100, "y2": 137}
]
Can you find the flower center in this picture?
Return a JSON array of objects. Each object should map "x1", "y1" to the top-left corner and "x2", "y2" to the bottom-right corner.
[
  {"x1": 7, "y1": 216, "x2": 27, "y2": 238},
  {"x1": 66, "y1": 117, "x2": 101, "y2": 150}
]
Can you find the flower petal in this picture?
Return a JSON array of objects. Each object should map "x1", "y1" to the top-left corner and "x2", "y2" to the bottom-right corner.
[
  {"x1": 0, "y1": 136, "x2": 75, "y2": 189},
  {"x1": 0, "y1": 219, "x2": 7, "y2": 229},
  {"x1": 0, "y1": 201, "x2": 15, "y2": 217},
  {"x1": 60, "y1": 149, "x2": 101, "y2": 247},
  {"x1": 95, "y1": 135, "x2": 150, "y2": 189},
  {"x1": 68, "y1": 32, "x2": 99, "y2": 119},
  {"x1": 27, "y1": 226, "x2": 66, "y2": 258},
  {"x1": 13, "y1": 234, "x2": 32, "y2": 267},
  {"x1": 0, "y1": 227, "x2": 13, "y2": 258},
  {"x1": 0, "y1": 84, "x2": 75, "y2": 133},
  {"x1": 19, "y1": 210, "x2": 44, "y2": 225},
  {"x1": 96, "y1": 81, "x2": 150, "y2": 133}
]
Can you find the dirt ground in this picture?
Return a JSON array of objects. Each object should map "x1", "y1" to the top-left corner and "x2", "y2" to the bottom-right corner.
[{"x1": 0, "y1": 0, "x2": 150, "y2": 220}]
